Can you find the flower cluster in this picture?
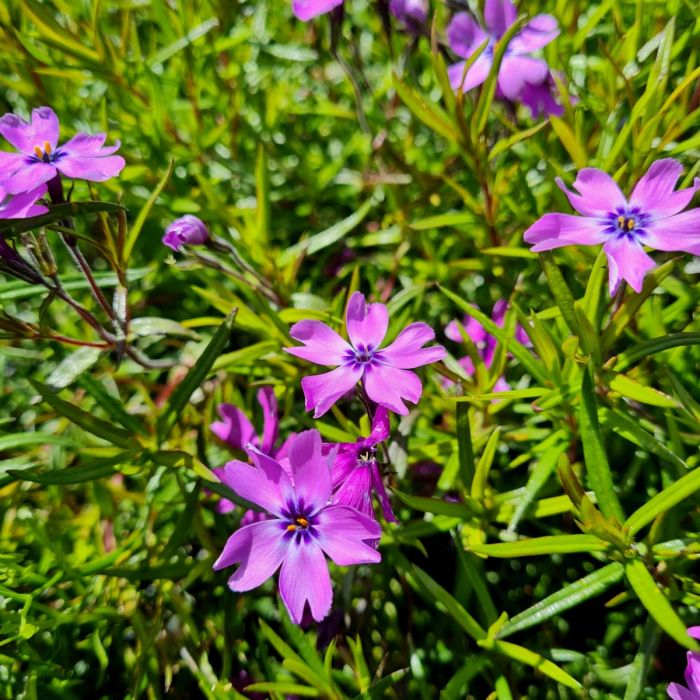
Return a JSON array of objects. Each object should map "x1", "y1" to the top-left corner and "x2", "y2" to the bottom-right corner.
[
  {"x1": 446, "y1": 0, "x2": 565, "y2": 117},
  {"x1": 212, "y1": 292, "x2": 445, "y2": 623}
]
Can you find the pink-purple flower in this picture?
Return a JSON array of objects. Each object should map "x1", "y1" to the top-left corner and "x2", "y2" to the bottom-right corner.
[
  {"x1": 292, "y1": 0, "x2": 343, "y2": 21},
  {"x1": 328, "y1": 406, "x2": 397, "y2": 523},
  {"x1": 213, "y1": 429, "x2": 381, "y2": 624},
  {"x1": 390, "y1": 0, "x2": 428, "y2": 31},
  {"x1": 211, "y1": 387, "x2": 296, "y2": 515},
  {"x1": 446, "y1": 0, "x2": 561, "y2": 114},
  {"x1": 0, "y1": 107, "x2": 125, "y2": 195},
  {"x1": 0, "y1": 183, "x2": 48, "y2": 220},
  {"x1": 524, "y1": 159, "x2": 700, "y2": 294},
  {"x1": 285, "y1": 291, "x2": 446, "y2": 417},
  {"x1": 162, "y1": 215, "x2": 210, "y2": 252},
  {"x1": 667, "y1": 627, "x2": 700, "y2": 700},
  {"x1": 445, "y1": 300, "x2": 529, "y2": 392}
]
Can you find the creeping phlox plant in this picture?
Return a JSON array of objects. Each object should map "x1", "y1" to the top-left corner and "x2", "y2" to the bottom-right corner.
[{"x1": 1, "y1": 0, "x2": 699, "y2": 698}]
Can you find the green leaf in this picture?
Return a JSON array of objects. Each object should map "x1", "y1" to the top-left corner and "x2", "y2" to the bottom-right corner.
[
  {"x1": 392, "y1": 72, "x2": 459, "y2": 143},
  {"x1": 244, "y1": 683, "x2": 318, "y2": 697},
  {"x1": 605, "y1": 371, "x2": 678, "y2": 408},
  {"x1": 46, "y1": 346, "x2": 103, "y2": 390},
  {"x1": 456, "y1": 402, "x2": 475, "y2": 489},
  {"x1": 471, "y1": 427, "x2": 500, "y2": 500},
  {"x1": 479, "y1": 640, "x2": 582, "y2": 690},
  {"x1": 352, "y1": 668, "x2": 409, "y2": 700},
  {"x1": 624, "y1": 466, "x2": 700, "y2": 537},
  {"x1": 79, "y1": 374, "x2": 149, "y2": 437},
  {"x1": 129, "y1": 317, "x2": 199, "y2": 339},
  {"x1": 579, "y1": 367, "x2": 625, "y2": 522},
  {"x1": 30, "y1": 380, "x2": 139, "y2": 450},
  {"x1": 0, "y1": 201, "x2": 126, "y2": 236},
  {"x1": 549, "y1": 117, "x2": 587, "y2": 169},
  {"x1": 612, "y1": 332, "x2": 700, "y2": 372},
  {"x1": 157, "y1": 311, "x2": 236, "y2": 440},
  {"x1": 467, "y1": 534, "x2": 609, "y2": 558},
  {"x1": 497, "y1": 563, "x2": 624, "y2": 638},
  {"x1": 404, "y1": 563, "x2": 485, "y2": 641},
  {"x1": 538, "y1": 252, "x2": 581, "y2": 340},
  {"x1": 624, "y1": 559, "x2": 699, "y2": 651},
  {"x1": 623, "y1": 617, "x2": 662, "y2": 700},
  {"x1": 393, "y1": 490, "x2": 476, "y2": 519},
  {"x1": 8, "y1": 460, "x2": 119, "y2": 484}
]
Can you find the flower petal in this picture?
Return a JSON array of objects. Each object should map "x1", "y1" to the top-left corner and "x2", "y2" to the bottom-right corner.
[
  {"x1": 666, "y1": 683, "x2": 697, "y2": 700},
  {"x1": 524, "y1": 213, "x2": 607, "y2": 250},
  {"x1": 279, "y1": 539, "x2": 332, "y2": 623},
  {"x1": 0, "y1": 107, "x2": 59, "y2": 153},
  {"x1": 629, "y1": 159, "x2": 700, "y2": 218},
  {"x1": 448, "y1": 55, "x2": 492, "y2": 93},
  {"x1": 288, "y1": 429, "x2": 332, "y2": 511},
  {"x1": 0, "y1": 184, "x2": 48, "y2": 219},
  {"x1": 346, "y1": 292, "x2": 389, "y2": 350},
  {"x1": 286, "y1": 319, "x2": 351, "y2": 366},
  {"x1": 301, "y1": 364, "x2": 363, "y2": 418},
  {"x1": 56, "y1": 154, "x2": 126, "y2": 182},
  {"x1": 447, "y1": 12, "x2": 488, "y2": 59},
  {"x1": 498, "y1": 56, "x2": 549, "y2": 100},
  {"x1": 211, "y1": 403, "x2": 257, "y2": 451},
  {"x1": 484, "y1": 0, "x2": 517, "y2": 38},
  {"x1": 291, "y1": 0, "x2": 343, "y2": 21},
  {"x1": 364, "y1": 364, "x2": 422, "y2": 416},
  {"x1": 330, "y1": 450, "x2": 358, "y2": 489},
  {"x1": 59, "y1": 132, "x2": 119, "y2": 156},
  {"x1": 556, "y1": 169, "x2": 627, "y2": 216},
  {"x1": 368, "y1": 405, "x2": 390, "y2": 446},
  {"x1": 520, "y1": 77, "x2": 565, "y2": 118},
  {"x1": 0, "y1": 151, "x2": 27, "y2": 180},
  {"x1": 2, "y1": 162, "x2": 57, "y2": 195},
  {"x1": 257, "y1": 387, "x2": 279, "y2": 455},
  {"x1": 370, "y1": 462, "x2": 397, "y2": 523},
  {"x1": 510, "y1": 14, "x2": 559, "y2": 53},
  {"x1": 218, "y1": 457, "x2": 291, "y2": 517},
  {"x1": 603, "y1": 236, "x2": 656, "y2": 295},
  {"x1": 641, "y1": 210, "x2": 700, "y2": 255},
  {"x1": 215, "y1": 520, "x2": 287, "y2": 594},
  {"x1": 315, "y1": 506, "x2": 382, "y2": 565},
  {"x1": 380, "y1": 322, "x2": 447, "y2": 369},
  {"x1": 331, "y1": 464, "x2": 374, "y2": 518}
]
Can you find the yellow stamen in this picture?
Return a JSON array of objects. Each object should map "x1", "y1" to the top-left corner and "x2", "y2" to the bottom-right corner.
[
  {"x1": 44, "y1": 141, "x2": 52, "y2": 154},
  {"x1": 295, "y1": 517, "x2": 309, "y2": 528},
  {"x1": 286, "y1": 524, "x2": 297, "y2": 532},
  {"x1": 617, "y1": 215, "x2": 625, "y2": 227},
  {"x1": 34, "y1": 145, "x2": 44, "y2": 159},
  {"x1": 626, "y1": 218, "x2": 635, "y2": 231}
]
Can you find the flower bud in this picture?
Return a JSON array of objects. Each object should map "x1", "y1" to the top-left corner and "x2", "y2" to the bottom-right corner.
[{"x1": 162, "y1": 215, "x2": 210, "y2": 252}]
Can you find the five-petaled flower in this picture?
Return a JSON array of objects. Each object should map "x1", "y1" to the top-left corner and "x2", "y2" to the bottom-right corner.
[
  {"x1": 211, "y1": 387, "x2": 296, "y2": 515},
  {"x1": 162, "y1": 215, "x2": 210, "y2": 252},
  {"x1": 524, "y1": 159, "x2": 700, "y2": 294},
  {"x1": 213, "y1": 430, "x2": 381, "y2": 624},
  {"x1": 292, "y1": 0, "x2": 343, "y2": 21},
  {"x1": 0, "y1": 183, "x2": 48, "y2": 220},
  {"x1": 447, "y1": 0, "x2": 560, "y2": 110},
  {"x1": 327, "y1": 406, "x2": 396, "y2": 523},
  {"x1": 285, "y1": 291, "x2": 447, "y2": 417},
  {"x1": 667, "y1": 626, "x2": 700, "y2": 700},
  {"x1": 0, "y1": 106, "x2": 125, "y2": 195},
  {"x1": 445, "y1": 300, "x2": 530, "y2": 392}
]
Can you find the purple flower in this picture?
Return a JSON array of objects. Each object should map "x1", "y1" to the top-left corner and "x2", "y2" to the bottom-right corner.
[
  {"x1": 523, "y1": 159, "x2": 700, "y2": 294},
  {"x1": 390, "y1": 0, "x2": 428, "y2": 31},
  {"x1": 667, "y1": 627, "x2": 700, "y2": 700},
  {"x1": 285, "y1": 291, "x2": 447, "y2": 417},
  {"x1": 292, "y1": 0, "x2": 343, "y2": 21},
  {"x1": 0, "y1": 183, "x2": 48, "y2": 220},
  {"x1": 445, "y1": 300, "x2": 530, "y2": 392},
  {"x1": 520, "y1": 72, "x2": 567, "y2": 118},
  {"x1": 211, "y1": 387, "x2": 296, "y2": 515},
  {"x1": 446, "y1": 0, "x2": 559, "y2": 104},
  {"x1": 162, "y1": 215, "x2": 210, "y2": 252},
  {"x1": 0, "y1": 107, "x2": 125, "y2": 195},
  {"x1": 327, "y1": 406, "x2": 397, "y2": 523},
  {"x1": 213, "y1": 430, "x2": 381, "y2": 624}
]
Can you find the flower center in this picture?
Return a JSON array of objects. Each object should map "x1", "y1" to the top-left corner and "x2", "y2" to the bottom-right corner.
[
  {"x1": 286, "y1": 516, "x2": 309, "y2": 532},
  {"x1": 354, "y1": 344, "x2": 374, "y2": 364},
  {"x1": 617, "y1": 215, "x2": 635, "y2": 232},
  {"x1": 358, "y1": 446, "x2": 376, "y2": 462},
  {"x1": 33, "y1": 142, "x2": 54, "y2": 163}
]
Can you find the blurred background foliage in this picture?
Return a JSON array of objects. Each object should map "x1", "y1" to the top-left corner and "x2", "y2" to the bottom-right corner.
[{"x1": 0, "y1": 0, "x2": 699, "y2": 698}]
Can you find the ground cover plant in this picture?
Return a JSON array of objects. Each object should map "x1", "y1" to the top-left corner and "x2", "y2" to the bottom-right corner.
[{"x1": 0, "y1": 0, "x2": 699, "y2": 697}]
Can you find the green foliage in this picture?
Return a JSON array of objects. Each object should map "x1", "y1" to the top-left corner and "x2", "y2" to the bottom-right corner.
[{"x1": 0, "y1": 0, "x2": 699, "y2": 698}]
